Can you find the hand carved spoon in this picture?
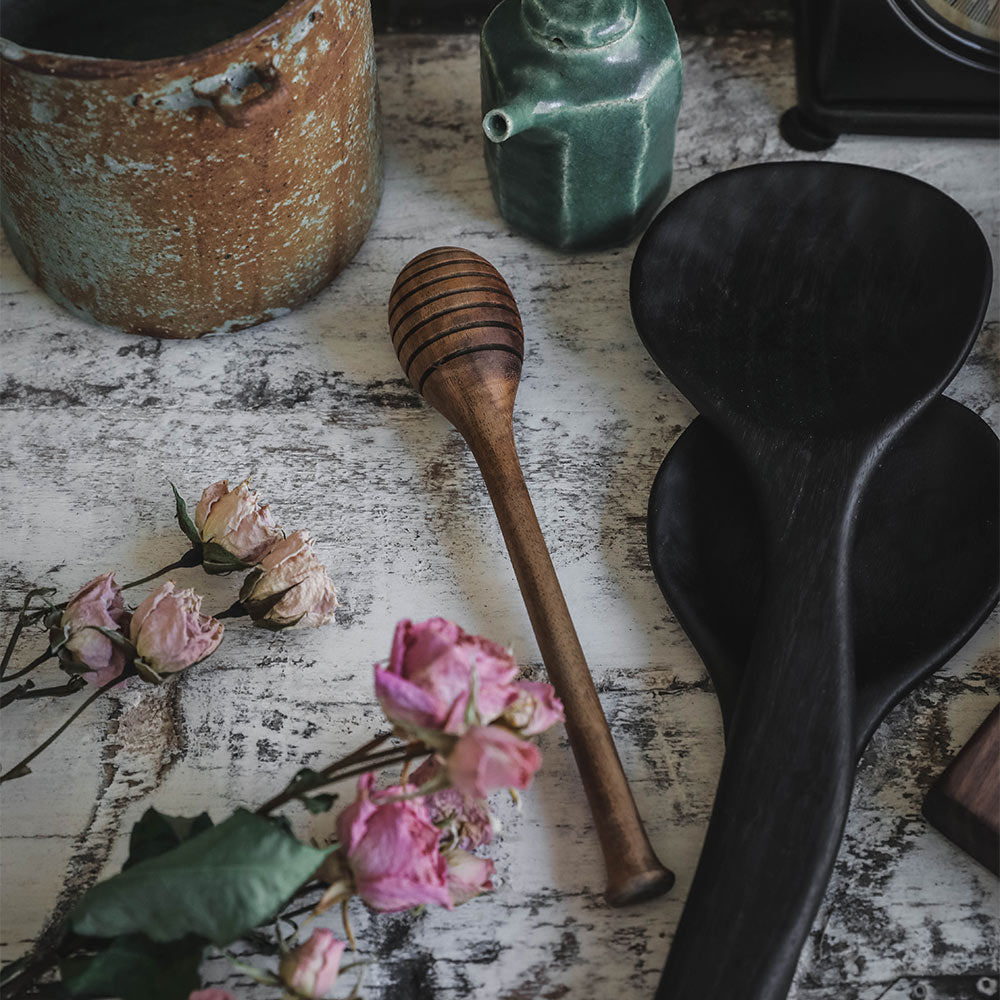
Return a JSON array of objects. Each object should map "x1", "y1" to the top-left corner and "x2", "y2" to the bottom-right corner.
[
  {"x1": 389, "y1": 246, "x2": 674, "y2": 906},
  {"x1": 630, "y1": 162, "x2": 992, "y2": 999},
  {"x1": 647, "y1": 395, "x2": 999, "y2": 758}
]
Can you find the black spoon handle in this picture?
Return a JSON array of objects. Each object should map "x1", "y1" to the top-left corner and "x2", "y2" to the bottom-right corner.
[{"x1": 657, "y1": 447, "x2": 859, "y2": 1000}]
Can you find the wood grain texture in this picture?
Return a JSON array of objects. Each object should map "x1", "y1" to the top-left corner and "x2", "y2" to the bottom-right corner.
[
  {"x1": 1, "y1": 30, "x2": 998, "y2": 1000},
  {"x1": 924, "y1": 706, "x2": 1000, "y2": 874},
  {"x1": 390, "y1": 247, "x2": 673, "y2": 905}
]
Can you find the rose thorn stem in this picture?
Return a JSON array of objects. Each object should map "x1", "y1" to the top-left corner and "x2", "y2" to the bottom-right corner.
[
  {"x1": 119, "y1": 550, "x2": 202, "y2": 592},
  {"x1": 320, "y1": 739, "x2": 424, "y2": 778},
  {"x1": 12, "y1": 678, "x2": 87, "y2": 702},
  {"x1": 2, "y1": 650, "x2": 55, "y2": 683},
  {"x1": 319, "y1": 732, "x2": 393, "y2": 775},
  {"x1": 0, "y1": 676, "x2": 122, "y2": 783},
  {"x1": 256, "y1": 742, "x2": 425, "y2": 816},
  {"x1": 254, "y1": 732, "x2": 392, "y2": 815},
  {"x1": 0, "y1": 681, "x2": 35, "y2": 709},
  {"x1": 0, "y1": 587, "x2": 47, "y2": 678},
  {"x1": 0, "y1": 618, "x2": 27, "y2": 680}
]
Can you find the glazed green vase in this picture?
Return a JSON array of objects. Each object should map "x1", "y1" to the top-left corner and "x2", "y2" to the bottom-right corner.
[{"x1": 480, "y1": 0, "x2": 683, "y2": 251}]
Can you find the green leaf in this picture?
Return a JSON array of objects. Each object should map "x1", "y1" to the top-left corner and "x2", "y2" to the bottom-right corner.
[
  {"x1": 71, "y1": 809, "x2": 331, "y2": 947},
  {"x1": 201, "y1": 541, "x2": 253, "y2": 576},
  {"x1": 301, "y1": 793, "x2": 337, "y2": 814},
  {"x1": 124, "y1": 808, "x2": 214, "y2": 871},
  {"x1": 284, "y1": 768, "x2": 338, "y2": 814},
  {"x1": 61, "y1": 934, "x2": 204, "y2": 1000},
  {"x1": 171, "y1": 484, "x2": 202, "y2": 549}
]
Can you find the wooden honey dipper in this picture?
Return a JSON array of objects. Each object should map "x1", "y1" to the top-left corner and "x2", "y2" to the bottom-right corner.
[{"x1": 389, "y1": 246, "x2": 674, "y2": 906}]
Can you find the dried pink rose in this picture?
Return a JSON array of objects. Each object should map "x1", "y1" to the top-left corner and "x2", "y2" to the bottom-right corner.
[
  {"x1": 238, "y1": 530, "x2": 337, "y2": 629},
  {"x1": 410, "y1": 756, "x2": 495, "y2": 850},
  {"x1": 444, "y1": 849, "x2": 495, "y2": 906},
  {"x1": 279, "y1": 928, "x2": 346, "y2": 999},
  {"x1": 375, "y1": 618, "x2": 519, "y2": 738},
  {"x1": 53, "y1": 573, "x2": 131, "y2": 687},
  {"x1": 336, "y1": 772, "x2": 452, "y2": 913},
  {"x1": 502, "y1": 680, "x2": 565, "y2": 737},
  {"x1": 188, "y1": 991, "x2": 236, "y2": 1000},
  {"x1": 194, "y1": 478, "x2": 281, "y2": 568},
  {"x1": 447, "y1": 726, "x2": 542, "y2": 798},
  {"x1": 129, "y1": 582, "x2": 223, "y2": 678}
]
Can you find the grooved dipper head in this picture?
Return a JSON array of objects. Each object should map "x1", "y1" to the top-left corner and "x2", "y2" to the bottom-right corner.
[{"x1": 389, "y1": 246, "x2": 525, "y2": 431}]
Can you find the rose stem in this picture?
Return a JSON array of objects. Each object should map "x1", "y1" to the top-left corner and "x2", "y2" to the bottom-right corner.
[
  {"x1": 0, "y1": 618, "x2": 27, "y2": 679},
  {"x1": 319, "y1": 739, "x2": 422, "y2": 777},
  {"x1": 119, "y1": 550, "x2": 202, "y2": 591},
  {"x1": 1, "y1": 678, "x2": 86, "y2": 709},
  {"x1": 257, "y1": 744, "x2": 427, "y2": 816},
  {"x1": 0, "y1": 682, "x2": 35, "y2": 709},
  {"x1": 0, "y1": 677, "x2": 121, "y2": 783},
  {"x1": 2, "y1": 649, "x2": 54, "y2": 683},
  {"x1": 0, "y1": 599, "x2": 43, "y2": 679},
  {"x1": 254, "y1": 732, "x2": 392, "y2": 815},
  {"x1": 314, "y1": 750, "x2": 427, "y2": 787},
  {"x1": 322, "y1": 731, "x2": 392, "y2": 771}
]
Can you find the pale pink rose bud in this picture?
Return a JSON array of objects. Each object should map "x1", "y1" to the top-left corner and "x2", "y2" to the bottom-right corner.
[
  {"x1": 444, "y1": 849, "x2": 495, "y2": 906},
  {"x1": 374, "y1": 618, "x2": 520, "y2": 739},
  {"x1": 447, "y1": 726, "x2": 542, "y2": 798},
  {"x1": 194, "y1": 479, "x2": 281, "y2": 570},
  {"x1": 53, "y1": 573, "x2": 132, "y2": 687},
  {"x1": 336, "y1": 772, "x2": 452, "y2": 913},
  {"x1": 410, "y1": 757, "x2": 495, "y2": 850},
  {"x1": 188, "y1": 991, "x2": 236, "y2": 1000},
  {"x1": 238, "y1": 530, "x2": 337, "y2": 629},
  {"x1": 129, "y1": 582, "x2": 223, "y2": 678},
  {"x1": 279, "y1": 928, "x2": 346, "y2": 999},
  {"x1": 502, "y1": 680, "x2": 565, "y2": 736}
]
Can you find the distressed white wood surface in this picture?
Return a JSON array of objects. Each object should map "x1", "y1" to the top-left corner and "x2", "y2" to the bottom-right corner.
[{"x1": 1, "y1": 30, "x2": 998, "y2": 1000}]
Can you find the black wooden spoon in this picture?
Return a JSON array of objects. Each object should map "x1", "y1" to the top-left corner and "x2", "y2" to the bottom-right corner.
[
  {"x1": 629, "y1": 162, "x2": 992, "y2": 1000},
  {"x1": 648, "y1": 395, "x2": 999, "y2": 758}
]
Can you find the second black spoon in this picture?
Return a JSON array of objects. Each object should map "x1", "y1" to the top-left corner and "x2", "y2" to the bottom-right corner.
[{"x1": 648, "y1": 395, "x2": 1000, "y2": 759}]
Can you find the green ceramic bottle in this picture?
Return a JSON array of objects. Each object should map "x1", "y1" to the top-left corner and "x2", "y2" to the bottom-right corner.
[{"x1": 480, "y1": 0, "x2": 683, "y2": 251}]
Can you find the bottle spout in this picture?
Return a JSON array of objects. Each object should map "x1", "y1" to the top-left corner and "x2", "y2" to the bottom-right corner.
[{"x1": 482, "y1": 100, "x2": 536, "y2": 143}]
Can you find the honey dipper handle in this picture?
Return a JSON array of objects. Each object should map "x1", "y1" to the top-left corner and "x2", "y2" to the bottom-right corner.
[{"x1": 465, "y1": 420, "x2": 674, "y2": 906}]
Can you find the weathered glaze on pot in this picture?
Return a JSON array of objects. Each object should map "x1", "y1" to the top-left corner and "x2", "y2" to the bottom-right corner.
[
  {"x1": 0, "y1": 0, "x2": 382, "y2": 338},
  {"x1": 481, "y1": 0, "x2": 682, "y2": 251}
]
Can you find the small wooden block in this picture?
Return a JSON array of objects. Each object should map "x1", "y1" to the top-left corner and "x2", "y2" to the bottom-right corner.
[{"x1": 923, "y1": 705, "x2": 1000, "y2": 874}]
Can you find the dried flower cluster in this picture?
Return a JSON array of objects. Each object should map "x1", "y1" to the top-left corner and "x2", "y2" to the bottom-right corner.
[
  {"x1": 1, "y1": 477, "x2": 338, "y2": 783},
  {"x1": 3, "y1": 618, "x2": 565, "y2": 1000},
  {"x1": 181, "y1": 478, "x2": 338, "y2": 630},
  {"x1": 45, "y1": 478, "x2": 339, "y2": 689},
  {"x1": 2, "y1": 484, "x2": 566, "y2": 1000}
]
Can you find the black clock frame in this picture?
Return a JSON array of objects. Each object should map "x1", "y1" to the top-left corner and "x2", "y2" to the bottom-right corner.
[{"x1": 781, "y1": 0, "x2": 1000, "y2": 149}]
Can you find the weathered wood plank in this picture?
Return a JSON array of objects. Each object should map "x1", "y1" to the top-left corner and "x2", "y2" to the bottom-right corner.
[{"x1": 1, "y1": 30, "x2": 997, "y2": 1000}]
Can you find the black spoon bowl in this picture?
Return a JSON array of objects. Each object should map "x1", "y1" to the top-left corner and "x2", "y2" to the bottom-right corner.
[
  {"x1": 630, "y1": 162, "x2": 992, "y2": 1000},
  {"x1": 648, "y1": 395, "x2": 1000, "y2": 758}
]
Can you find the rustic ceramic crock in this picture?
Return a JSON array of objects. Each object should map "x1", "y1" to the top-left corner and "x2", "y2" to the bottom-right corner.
[{"x1": 0, "y1": 0, "x2": 382, "y2": 338}]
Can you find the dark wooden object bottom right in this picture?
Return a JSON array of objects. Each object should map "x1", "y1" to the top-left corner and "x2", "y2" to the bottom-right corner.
[{"x1": 923, "y1": 705, "x2": 1000, "y2": 875}]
